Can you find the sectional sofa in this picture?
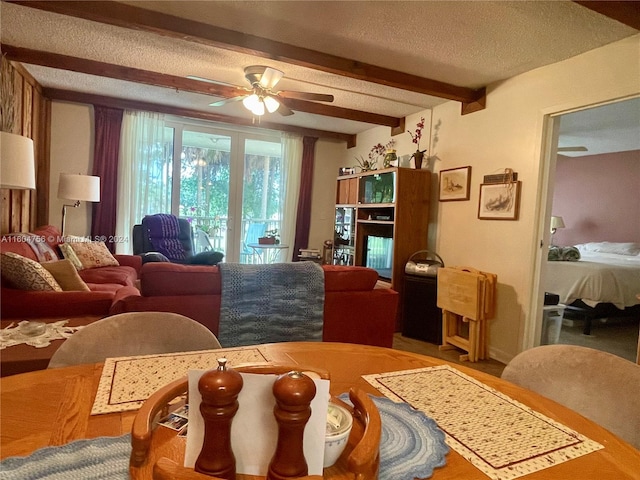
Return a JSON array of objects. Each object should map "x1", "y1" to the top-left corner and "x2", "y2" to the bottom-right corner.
[
  {"x1": 111, "y1": 262, "x2": 399, "y2": 347},
  {"x1": 1, "y1": 225, "x2": 399, "y2": 348},
  {"x1": 1, "y1": 225, "x2": 141, "y2": 318}
]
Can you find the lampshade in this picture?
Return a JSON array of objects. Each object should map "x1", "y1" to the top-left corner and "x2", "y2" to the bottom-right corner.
[
  {"x1": 58, "y1": 173, "x2": 100, "y2": 202},
  {"x1": 243, "y1": 94, "x2": 261, "y2": 112},
  {"x1": 0, "y1": 131, "x2": 36, "y2": 189},
  {"x1": 263, "y1": 95, "x2": 280, "y2": 113},
  {"x1": 550, "y1": 216, "x2": 565, "y2": 230}
]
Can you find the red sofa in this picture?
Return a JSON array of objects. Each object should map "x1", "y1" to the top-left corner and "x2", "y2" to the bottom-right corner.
[
  {"x1": 1, "y1": 225, "x2": 141, "y2": 318},
  {"x1": 111, "y1": 263, "x2": 399, "y2": 347}
]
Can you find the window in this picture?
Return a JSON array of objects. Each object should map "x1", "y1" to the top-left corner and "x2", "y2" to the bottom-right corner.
[{"x1": 119, "y1": 113, "x2": 288, "y2": 261}]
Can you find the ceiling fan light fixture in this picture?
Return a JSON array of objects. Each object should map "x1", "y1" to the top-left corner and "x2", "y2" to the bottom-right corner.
[
  {"x1": 243, "y1": 93, "x2": 260, "y2": 111},
  {"x1": 252, "y1": 102, "x2": 265, "y2": 116},
  {"x1": 264, "y1": 95, "x2": 280, "y2": 113}
]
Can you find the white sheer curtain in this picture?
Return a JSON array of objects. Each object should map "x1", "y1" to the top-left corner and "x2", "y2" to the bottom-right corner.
[
  {"x1": 115, "y1": 111, "x2": 169, "y2": 254},
  {"x1": 280, "y1": 133, "x2": 303, "y2": 261}
]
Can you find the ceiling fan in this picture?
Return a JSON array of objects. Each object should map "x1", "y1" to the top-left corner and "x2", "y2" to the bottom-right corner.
[{"x1": 189, "y1": 66, "x2": 334, "y2": 117}]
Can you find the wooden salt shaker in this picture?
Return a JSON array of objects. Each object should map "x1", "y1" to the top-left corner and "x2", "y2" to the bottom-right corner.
[
  {"x1": 195, "y1": 358, "x2": 243, "y2": 480},
  {"x1": 267, "y1": 371, "x2": 317, "y2": 480}
]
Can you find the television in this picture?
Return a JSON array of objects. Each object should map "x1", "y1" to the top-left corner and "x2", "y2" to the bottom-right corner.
[{"x1": 363, "y1": 234, "x2": 393, "y2": 281}]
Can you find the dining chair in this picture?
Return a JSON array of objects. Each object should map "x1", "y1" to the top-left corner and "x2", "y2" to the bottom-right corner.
[
  {"x1": 48, "y1": 312, "x2": 222, "y2": 368},
  {"x1": 501, "y1": 344, "x2": 640, "y2": 449},
  {"x1": 240, "y1": 222, "x2": 266, "y2": 264},
  {"x1": 193, "y1": 228, "x2": 214, "y2": 253}
]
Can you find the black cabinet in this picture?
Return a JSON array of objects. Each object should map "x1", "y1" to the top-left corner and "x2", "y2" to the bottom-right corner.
[{"x1": 402, "y1": 275, "x2": 442, "y2": 344}]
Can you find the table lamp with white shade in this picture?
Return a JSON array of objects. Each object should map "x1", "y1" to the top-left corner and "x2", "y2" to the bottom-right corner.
[
  {"x1": 58, "y1": 173, "x2": 100, "y2": 236},
  {"x1": 550, "y1": 215, "x2": 565, "y2": 246},
  {"x1": 1, "y1": 131, "x2": 36, "y2": 189}
]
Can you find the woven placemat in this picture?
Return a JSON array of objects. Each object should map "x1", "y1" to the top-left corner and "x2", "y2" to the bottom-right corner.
[
  {"x1": 92, "y1": 346, "x2": 270, "y2": 415},
  {"x1": 363, "y1": 365, "x2": 603, "y2": 480},
  {"x1": 0, "y1": 435, "x2": 130, "y2": 480}
]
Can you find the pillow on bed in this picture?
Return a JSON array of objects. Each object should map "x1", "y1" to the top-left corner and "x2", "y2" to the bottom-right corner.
[{"x1": 576, "y1": 242, "x2": 640, "y2": 256}]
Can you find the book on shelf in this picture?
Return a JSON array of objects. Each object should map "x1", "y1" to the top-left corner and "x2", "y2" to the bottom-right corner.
[{"x1": 299, "y1": 248, "x2": 321, "y2": 258}]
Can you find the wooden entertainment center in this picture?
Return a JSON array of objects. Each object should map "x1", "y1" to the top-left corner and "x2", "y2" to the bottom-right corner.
[{"x1": 333, "y1": 167, "x2": 431, "y2": 296}]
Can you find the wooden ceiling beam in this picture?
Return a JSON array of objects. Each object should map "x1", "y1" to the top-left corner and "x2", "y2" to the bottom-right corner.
[
  {"x1": 3, "y1": 45, "x2": 401, "y2": 129},
  {"x1": 9, "y1": 0, "x2": 486, "y2": 113},
  {"x1": 42, "y1": 88, "x2": 358, "y2": 147},
  {"x1": 572, "y1": 1, "x2": 640, "y2": 30}
]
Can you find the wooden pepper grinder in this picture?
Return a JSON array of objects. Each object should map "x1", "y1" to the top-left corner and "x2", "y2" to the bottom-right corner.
[
  {"x1": 195, "y1": 358, "x2": 243, "y2": 480},
  {"x1": 267, "y1": 371, "x2": 317, "y2": 480}
]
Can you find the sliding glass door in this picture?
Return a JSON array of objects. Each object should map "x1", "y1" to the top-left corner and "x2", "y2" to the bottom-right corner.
[
  {"x1": 177, "y1": 128, "x2": 232, "y2": 257},
  {"x1": 164, "y1": 120, "x2": 282, "y2": 262},
  {"x1": 239, "y1": 137, "x2": 283, "y2": 263}
]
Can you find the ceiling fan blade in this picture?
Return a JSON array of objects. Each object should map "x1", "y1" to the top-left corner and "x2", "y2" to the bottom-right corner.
[
  {"x1": 209, "y1": 95, "x2": 246, "y2": 107},
  {"x1": 277, "y1": 90, "x2": 334, "y2": 102},
  {"x1": 259, "y1": 67, "x2": 284, "y2": 89},
  {"x1": 276, "y1": 101, "x2": 294, "y2": 116},
  {"x1": 557, "y1": 146, "x2": 588, "y2": 152}
]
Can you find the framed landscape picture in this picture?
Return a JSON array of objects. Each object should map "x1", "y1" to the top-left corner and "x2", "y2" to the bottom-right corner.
[
  {"x1": 439, "y1": 166, "x2": 471, "y2": 201},
  {"x1": 478, "y1": 181, "x2": 522, "y2": 220}
]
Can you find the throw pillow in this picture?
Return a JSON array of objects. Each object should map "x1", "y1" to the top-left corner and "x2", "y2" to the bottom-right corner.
[
  {"x1": 42, "y1": 259, "x2": 91, "y2": 291},
  {"x1": 67, "y1": 241, "x2": 120, "y2": 269},
  {"x1": 187, "y1": 251, "x2": 225, "y2": 265},
  {"x1": 0, "y1": 252, "x2": 63, "y2": 291},
  {"x1": 59, "y1": 242, "x2": 85, "y2": 270},
  {"x1": 140, "y1": 252, "x2": 170, "y2": 264}
]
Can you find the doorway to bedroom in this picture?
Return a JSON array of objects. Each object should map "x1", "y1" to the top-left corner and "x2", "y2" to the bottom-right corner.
[{"x1": 538, "y1": 97, "x2": 640, "y2": 362}]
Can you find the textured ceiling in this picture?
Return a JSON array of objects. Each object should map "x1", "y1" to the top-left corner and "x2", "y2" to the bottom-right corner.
[{"x1": 1, "y1": 0, "x2": 638, "y2": 141}]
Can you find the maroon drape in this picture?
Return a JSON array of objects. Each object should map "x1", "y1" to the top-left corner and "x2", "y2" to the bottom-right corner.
[
  {"x1": 292, "y1": 136, "x2": 318, "y2": 260},
  {"x1": 91, "y1": 106, "x2": 124, "y2": 252}
]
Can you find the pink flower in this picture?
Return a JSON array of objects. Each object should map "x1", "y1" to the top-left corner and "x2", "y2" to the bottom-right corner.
[
  {"x1": 408, "y1": 117, "x2": 426, "y2": 152},
  {"x1": 368, "y1": 143, "x2": 385, "y2": 161}
]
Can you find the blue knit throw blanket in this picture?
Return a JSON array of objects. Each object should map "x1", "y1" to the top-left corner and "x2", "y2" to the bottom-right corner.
[
  {"x1": 218, "y1": 262, "x2": 325, "y2": 347},
  {"x1": 144, "y1": 214, "x2": 186, "y2": 261}
]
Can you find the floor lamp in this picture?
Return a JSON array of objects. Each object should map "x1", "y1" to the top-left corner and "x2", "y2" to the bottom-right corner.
[
  {"x1": 1, "y1": 131, "x2": 36, "y2": 190},
  {"x1": 58, "y1": 173, "x2": 100, "y2": 236}
]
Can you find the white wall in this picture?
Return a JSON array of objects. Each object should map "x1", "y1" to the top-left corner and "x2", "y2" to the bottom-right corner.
[
  {"x1": 49, "y1": 102, "x2": 94, "y2": 237},
  {"x1": 307, "y1": 139, "x2": 344, "y2": 252},
  {"x1": 426, "y1": 35, "x2": 639, "y2": 362}
]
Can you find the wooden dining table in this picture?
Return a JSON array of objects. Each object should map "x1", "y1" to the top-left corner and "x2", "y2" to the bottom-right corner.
[{"x1": 1, "y1": 342, "x2": 639, "y2": 479}]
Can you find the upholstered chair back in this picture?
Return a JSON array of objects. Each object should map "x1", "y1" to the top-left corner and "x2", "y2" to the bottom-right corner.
[{"x1": 502, "y1": 344, "x2": 640, "y2": 449}]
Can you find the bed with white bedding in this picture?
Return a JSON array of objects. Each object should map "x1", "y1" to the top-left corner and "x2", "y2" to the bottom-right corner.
[{"x1": 544, "y1": 242, "x2": 640, "y2": 310}]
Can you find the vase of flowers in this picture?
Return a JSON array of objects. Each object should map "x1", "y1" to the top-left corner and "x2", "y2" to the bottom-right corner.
[
  {"x1": 356, "y1": 142, "x2": 386, "y2": 171},
  {"x1": 408, "y1": 117, "x2": 427, "y2": 169},
  {"x1": 383, "y1": 139, "x2": 397, "y2": 168}
]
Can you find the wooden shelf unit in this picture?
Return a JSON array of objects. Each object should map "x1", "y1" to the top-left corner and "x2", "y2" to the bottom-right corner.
[{"x1": 334, "y1": 167, "x2": 431, "y2": 297}]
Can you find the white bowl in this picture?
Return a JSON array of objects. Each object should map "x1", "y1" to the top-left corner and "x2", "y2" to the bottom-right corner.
[{"x1": 324, "y1": 402, "x2": 353, "y2": 468}]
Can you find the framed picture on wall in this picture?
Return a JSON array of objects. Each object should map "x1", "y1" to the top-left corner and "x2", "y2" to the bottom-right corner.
[
  {"x1": 439, "y1": 166, "x2": 471, "y2": 201},
  {"x1": 478, "y1": 181, "x2": 522, "y2": 220}
]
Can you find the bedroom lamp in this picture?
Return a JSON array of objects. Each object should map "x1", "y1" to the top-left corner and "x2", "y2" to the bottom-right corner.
[
  {"x1": 0, "y1": 131, "x2": 36, "y2": 189},
  {"x1": 58, "y1": 173, "x2": 100, "y2": 236},
  {"x1": 550, "y1": 215, "x2": 565, "y2": 245}
]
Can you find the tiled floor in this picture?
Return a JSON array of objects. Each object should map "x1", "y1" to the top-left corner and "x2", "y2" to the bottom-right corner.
[
  {"x1": 558, "y1": 316, "x2": 638, "y2": 362},
  {"x1": 392, "y1": 333, "x2": 506, "y2": 378}
]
